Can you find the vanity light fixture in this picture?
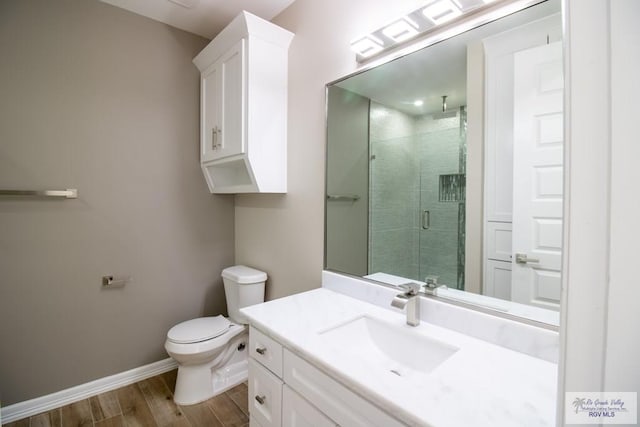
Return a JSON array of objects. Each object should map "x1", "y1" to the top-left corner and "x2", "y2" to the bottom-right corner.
[
  {"x1": 350, "y1": 35, "x2": 385, "y2": 58},
  {"x1": 422, "y1": 0, "x2": 462, "y2": 25},
  {"x1": 382, "y1": 17, "x2": 420, "y2": 43},
  {"x1": 350, "y1": 0, "x2": 497, "y2": 62}
]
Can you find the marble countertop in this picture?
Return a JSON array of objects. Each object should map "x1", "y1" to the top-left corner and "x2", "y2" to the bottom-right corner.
[{"x1": 241, "y1": 288, "x2": 557, "y2": 427}]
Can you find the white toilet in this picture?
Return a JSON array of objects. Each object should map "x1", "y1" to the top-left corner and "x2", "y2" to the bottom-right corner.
[{"x1": 164, "y1": 265, "x2": 267, "y2": 405}]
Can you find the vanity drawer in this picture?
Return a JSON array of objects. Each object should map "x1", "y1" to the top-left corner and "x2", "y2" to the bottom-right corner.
[
  {"x1": 283, "y1": 350, "x2": 405, "y2": 427},
  {"x1": 283, "y1": 385, "x2": 336, "y2": 427},
  {"x1": 250, "y1": 326, "x2": 284, "y2": 377},
  {"x1": 249, "y1": 358, "x2": 283, "y2": 427}
]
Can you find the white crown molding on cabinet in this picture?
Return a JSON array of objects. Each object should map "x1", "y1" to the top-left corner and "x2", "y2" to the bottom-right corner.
[{"x1": 0, "y1": 358, "x2": 178, "y2": 424}]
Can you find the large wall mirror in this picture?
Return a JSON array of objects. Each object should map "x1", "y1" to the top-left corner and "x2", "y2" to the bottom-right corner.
[{"x1": 325, "y1": 0, "x2": 562, "y2": 326}]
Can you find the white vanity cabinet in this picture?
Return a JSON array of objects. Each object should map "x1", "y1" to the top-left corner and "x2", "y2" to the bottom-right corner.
[
  {"x1": 248, "y1": 326, "x2": 406, "y2": 427},
  {"x1": 193, "y1": 12, "x2": 293, "y2": 193}
]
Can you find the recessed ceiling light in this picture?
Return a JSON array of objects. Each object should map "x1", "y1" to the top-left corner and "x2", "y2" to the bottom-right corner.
[
  {"x1": 414, "y1": 100, "x2": 424, "y2": 107},
  {"x1": 422, "y1": 0, "x2": 462, "y2": 25}
]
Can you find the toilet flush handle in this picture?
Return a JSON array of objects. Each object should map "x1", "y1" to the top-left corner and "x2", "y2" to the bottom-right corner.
[{"x1": 256, "y1": 346, "x2": 267, "y2": 355}]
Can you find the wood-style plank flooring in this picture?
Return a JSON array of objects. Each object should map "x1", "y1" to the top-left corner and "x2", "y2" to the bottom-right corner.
[{"x1": 5, "y1": 370, "x2": 249, "y2": 427}]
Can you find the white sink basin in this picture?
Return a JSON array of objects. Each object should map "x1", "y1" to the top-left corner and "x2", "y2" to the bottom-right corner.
[{"x1": 319, "y1": 316, "x2": 458, "y2": 377}]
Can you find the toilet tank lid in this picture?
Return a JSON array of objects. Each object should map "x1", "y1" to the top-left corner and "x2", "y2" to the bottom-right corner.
[
  {"x1": 222, "y1": 265, "x2": 267, "y2": 284},
  {"x1": 167, "y1": 316, "x2": 231, "y2": 344}
]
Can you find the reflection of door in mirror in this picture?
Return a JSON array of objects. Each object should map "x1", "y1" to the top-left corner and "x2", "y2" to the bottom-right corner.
[
  {"x1": 511, "y1": 41, "x2": 563, "y2": 311},
  {"x1": 482, "y1": 15, "x2": 562, "y2": 311}
]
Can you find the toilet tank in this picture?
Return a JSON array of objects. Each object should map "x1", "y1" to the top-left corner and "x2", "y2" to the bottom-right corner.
[{"x1": 222, "y1": 265, "x2": 267, "y2": 324}]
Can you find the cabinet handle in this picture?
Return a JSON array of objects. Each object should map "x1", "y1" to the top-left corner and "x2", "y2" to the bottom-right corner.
[
  {"x1": 217, "y1": 127, "x2": 222, "y2": 148},
  {"x1": 211, "y1": 127, "x2": 217, "y2": 150},
  {"x1": 256, "y1": 347, "x2": 267, "y2": 355},
  {"x1": 255, "y1": 395, "x2": 266, "y2": 405}
]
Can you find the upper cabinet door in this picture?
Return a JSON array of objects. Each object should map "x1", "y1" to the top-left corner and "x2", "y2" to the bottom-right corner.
[
  {"x1": 201, "y1": 59, "x2": 221, "y2": 163},
  {"x1": 201, "y1": 39, "x2": 245, "y2": 162}
]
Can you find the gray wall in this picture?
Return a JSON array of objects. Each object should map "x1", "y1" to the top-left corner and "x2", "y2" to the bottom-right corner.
[
  {"x1": 235, "y1": 0, "x2": 427, "y2": 300},
  {"x1": 325, "y1": 86, "x2": 369, "y2": 276},
  {"x1": 0, "y1": 0, "x2": 234, "y2": 405}
]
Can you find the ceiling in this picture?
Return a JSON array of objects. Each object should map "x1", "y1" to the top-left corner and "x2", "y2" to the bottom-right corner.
[{"x1": 100, "y1": 0, "x2": 297, "y2": 39}]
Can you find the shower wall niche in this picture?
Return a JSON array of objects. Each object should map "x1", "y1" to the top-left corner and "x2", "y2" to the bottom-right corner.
[{"x1": 369, "y1": 102, "x2": 467, "y2": 289}]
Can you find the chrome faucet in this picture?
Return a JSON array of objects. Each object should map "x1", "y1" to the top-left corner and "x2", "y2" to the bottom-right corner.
[
  {"x1": 424, "y1": 275, "x2": 446, "y2": 295},
  {"x1": 391, "y1": 282, "x2": 421, "y2": 326}
]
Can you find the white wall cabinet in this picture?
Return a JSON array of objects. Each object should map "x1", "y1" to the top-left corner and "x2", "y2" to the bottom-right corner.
[
  {"x1": 194, "y1": 12, "x2": 293, "y2": 193},
  {"x1": 248, "y1": 326, "x2": 406, "y2": 427}
]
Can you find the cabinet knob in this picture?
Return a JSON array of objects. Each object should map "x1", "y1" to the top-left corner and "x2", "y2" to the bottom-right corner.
[
  {"x1": 255, "y1": 395, "x2": 266, "y2": 405},
  {"x1": 256, "y1": 347, "x2": 267, "y2": 355}
]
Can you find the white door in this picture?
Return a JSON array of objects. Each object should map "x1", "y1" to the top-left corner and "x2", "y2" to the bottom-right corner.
[{"x1": 511, "y1": 42, "x2": 563, "y2": 310}]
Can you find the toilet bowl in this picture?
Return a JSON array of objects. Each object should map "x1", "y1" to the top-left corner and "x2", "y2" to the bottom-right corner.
[{"x1": 164, "y1": 265, "x2": 267, "y2": 405}]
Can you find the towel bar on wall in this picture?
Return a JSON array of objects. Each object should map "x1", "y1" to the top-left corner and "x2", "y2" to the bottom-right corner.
[
  {"x1": 0, "y1": 189, "x2": 78, "y2": 199},
  {"x1": 327, "y1": 194, "x2": 360, "y2": 201}
]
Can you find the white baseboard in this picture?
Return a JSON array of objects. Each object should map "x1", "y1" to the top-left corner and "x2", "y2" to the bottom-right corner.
[{"x1": 0, "y1": 358, "x2": 178, "y2": 425}]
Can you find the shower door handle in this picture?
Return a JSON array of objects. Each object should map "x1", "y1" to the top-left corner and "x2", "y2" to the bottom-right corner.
[{"x1": 422, "y1": 210, "x2": 431, "y2": 230}]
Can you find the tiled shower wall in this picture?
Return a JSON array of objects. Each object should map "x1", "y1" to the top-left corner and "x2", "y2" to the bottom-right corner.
[
  {"x1": 415, "y1": 112, "x2": 465, "y2": 287},
  {"x1": 369, "y1": 103, "x2": 420, "y2": 279},
  {"x1": 369, "y1": 102, "x2": 466, "y2": 288}
]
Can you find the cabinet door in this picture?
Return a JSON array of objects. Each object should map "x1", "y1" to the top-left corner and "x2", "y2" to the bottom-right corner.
[
  {"x1": 218, "y1": 39, "x2": 245, "y2": 159},
  {"x1": 201, "y1": 39, "x2": 245, "y2": 162},
  {"x1": 201, "y1": 59, "x2": 222, "y2": 163},
  {"x1": 283, "y1": 350, "x2": 405, "y2": 427},
  {"x1": 282, "y1": 385, "x2": 335, "y2": 427},
  {"x1": 249, "y1": 358, "x2": 283, "y2": 427}
]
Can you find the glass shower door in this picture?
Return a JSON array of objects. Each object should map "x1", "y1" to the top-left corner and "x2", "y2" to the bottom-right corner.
[{"x1": 417, "y1": 108, "x2": 467, "y2": 289}]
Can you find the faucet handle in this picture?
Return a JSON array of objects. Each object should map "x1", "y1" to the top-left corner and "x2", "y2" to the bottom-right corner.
[{"x1": 398, "y1": 282, "x2": 420, "y2": 295}]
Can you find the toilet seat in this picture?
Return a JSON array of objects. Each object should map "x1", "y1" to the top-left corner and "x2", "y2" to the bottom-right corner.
[{"x1": 167, "y1": 315, "x2": 231, "y2": 344}]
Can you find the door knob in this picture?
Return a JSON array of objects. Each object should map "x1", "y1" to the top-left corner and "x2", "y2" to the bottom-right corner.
[{"x1": 515, "y1": 253, "x2": 540, "y2": 264}]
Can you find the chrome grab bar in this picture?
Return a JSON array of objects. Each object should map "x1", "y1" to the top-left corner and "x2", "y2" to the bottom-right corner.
[
  {"x1": 327, "y1": 194, "x2": 360, "y2": 201},
  {"x1": 0, "y1": 189, "x2": 78, "y2": 199}
]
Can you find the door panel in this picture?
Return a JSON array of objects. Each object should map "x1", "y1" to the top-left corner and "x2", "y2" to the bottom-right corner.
[{"x1": 511, "y1": 41, "x2": 563, "y2": 310}]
